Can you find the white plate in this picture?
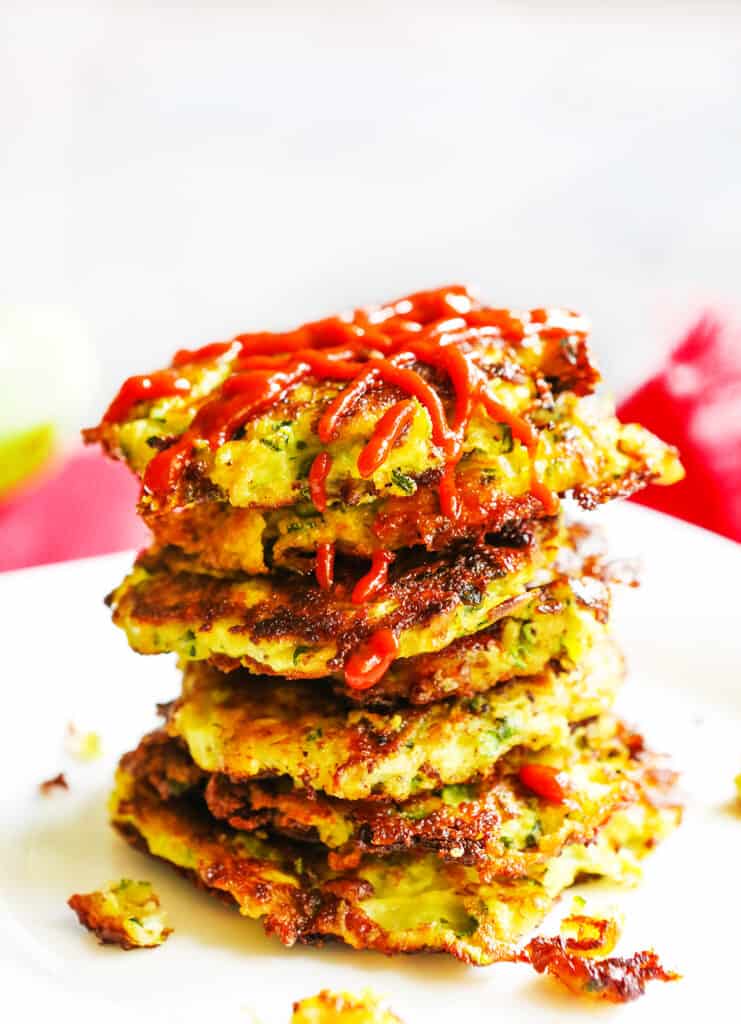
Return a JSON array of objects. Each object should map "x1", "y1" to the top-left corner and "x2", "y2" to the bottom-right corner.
[{"x1": 1, "y1": 502, "x2": 740, "y2": 1023}]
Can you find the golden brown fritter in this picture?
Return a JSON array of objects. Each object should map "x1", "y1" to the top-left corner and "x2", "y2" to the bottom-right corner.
[
  {"x1": 136, "y1": 401, "x2": 680, "y2": 575},
  {"x1": 331, "y1": 575, "x2": 609, "y2": 706},
  {"x1": 123, "y1": 716, "x2": 678, "y2": 881},
  {"x1": 165, "y1": 634, "x2": 623, "y2": 803},
  {"x1": 84, "y1": 286, "x2": 682, "y2": 571},
  {"x1": 109, "y1": 519, "x2": 563, "y2": 683},
  {"x1": 109, "y1": 738, "x2": 680, "y2": 964}
]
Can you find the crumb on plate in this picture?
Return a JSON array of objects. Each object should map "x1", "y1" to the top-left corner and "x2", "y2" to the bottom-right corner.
[
  {"x1": 68, "y1": 879, "x2": 171, "y2": 949},
  {"x1": 522, "y1": 935, "x2": 679, "y2": 1002},
  {"x1": 39, "y1": 772, "x2": 68, "y2": 794},
  {"x1": 292, "y1": 990, "x2": 402, "y2": 1024},
  {"x1": 65, "y1": 723, "x2": 103, "y2": 761},
  {"x1": 558, "y1": 911, "x2": 621, "y2": 958},
  {"x1": 521, "y1": 912, "x2": 678, "y2": 1003}
]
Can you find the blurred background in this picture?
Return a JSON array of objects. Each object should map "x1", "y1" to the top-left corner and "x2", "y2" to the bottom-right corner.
[{"x1": 2, "y1": 1, "x2": 740, "y2": 566}]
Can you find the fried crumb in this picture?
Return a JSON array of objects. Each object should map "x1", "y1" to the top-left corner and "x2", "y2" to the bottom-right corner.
[
  {"x1": 68, "y1": 879, "x2": 171, "y2": 949},
  {"x1": 65, "y1": 723, "x2": 103, "y2": 761},
  {"x1": 559, "y1": 911, "x2": 621, "y2": 957},
  {"x1": 292, "y1": 990, "x2": 402, "y2": 1024},
  {"x1": 39, "y1": 772, "x2": 68, "y2": 794},
  {"x1": 521, "y1": 930, "x2": 679, "y2": 1002}
]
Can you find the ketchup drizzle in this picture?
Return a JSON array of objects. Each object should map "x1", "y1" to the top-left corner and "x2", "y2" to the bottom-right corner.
[
  {"x1": 315, "y1": 542, "x2": 335, "y2": 590},
  {"x1": 103, "y1": 371, "x2": 191, "y2": 424},
  {"x1": 519, "y1": 763, "x2": 568, "y2": 804},
  {"x1": 172, "y1": 341, "x2": 236, "y2": 367},
  {"x1": 114, "y1": 284, "x2": 562, "y2": 528},
  {"x1": 97, "y1": 285, "x2": 577, "y2": 692},
  {"x1": 351, "y1": 550, "x2": 394, "y2": 604},
  {"x1": 308, "y1": 452, "x2": 332, "y2": 513},
  {"x1": 479, "y1": 389, "x2": 558, "y2": 515},
  {"x1": 142, "y1": 433, "x2": 193, "y2": 497},
  {"x1": 344, "y1": 629, "x2": 399, "y2": 691}
]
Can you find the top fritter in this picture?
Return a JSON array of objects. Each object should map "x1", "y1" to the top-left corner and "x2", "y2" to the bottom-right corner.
[{"x1": 84, "y1": 286, "x2": 682, "y2": 575}]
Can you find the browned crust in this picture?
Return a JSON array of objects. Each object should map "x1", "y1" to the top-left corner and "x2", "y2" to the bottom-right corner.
[
  {"x1": 212, "y1": 755, "x2": 677, "y2": 873},
  {"x1": 142, "y1": 501, "x2": 261, "y2": 573},
  {"x1": 122, "y1": 520, "x2": 609, "y2": 705},
  {"x1": 123, "y1": 721, "x2": 680, "y2": 877},
  {"x1": 110, "y1": 786, "x2": 519, "y2": 964},
  {"x1": 331, "y1": 576, "x2": 609, "y2": 707},
  {"x1": 204, "y1": 770, "x2": 508, "y2": 870},
  {"x1": 522, "y1": 936, "x2": 680, "y2": 1001},
  {"x1": 119, "y1": 730, "x2": 204, "y2": 801},
  {"x1": 330, "y1": 594, "x2": 534, "y2": 707},
  {"x1": 67, "y1": 890, "x2": 171, "y2": 951},
  {"x1": 68, "y1": 892, "x2": 137, "y2": 949},
  {"x1": 137, "y1": 457, "x2": 648, "y2": 576},
  {"x1": 206, "y1": 588, "x2": 543, "y2": 698},
  {"x1": 111, "y1": 725, "x2": 681, "y2": 965},
  {"x1": 141, "y1": 480, "x2": 553, "y2": 575},
  {"x1": 115, "y1": 817, "x2": 482, "y2": 962},
  {"x1": 371, "y1": 478, "x2": 552, "y2": 553},
  {"x1": 118, "y1": 519, "x2": 556, "y2": 672},
  {"x1": 571, "y1": 469, "x2": 657, "y2": 509}
]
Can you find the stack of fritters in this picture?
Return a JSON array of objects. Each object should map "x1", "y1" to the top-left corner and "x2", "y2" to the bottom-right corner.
[{"x1": 86, "y1": 285, "x2": 683, "y2": 964}]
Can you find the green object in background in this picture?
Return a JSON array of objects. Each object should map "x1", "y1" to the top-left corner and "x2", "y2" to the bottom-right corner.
[
  {"x1": 0, "y1": 306, "x2": 98, "y2": 502},
  {"x1": 0, "y1": 423, "x2": 56, "y2": 498}
]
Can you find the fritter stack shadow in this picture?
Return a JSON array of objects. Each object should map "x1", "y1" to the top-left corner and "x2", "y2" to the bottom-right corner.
[{"x1": 87, "y1": 285, "x2": 683, "y2": 964}]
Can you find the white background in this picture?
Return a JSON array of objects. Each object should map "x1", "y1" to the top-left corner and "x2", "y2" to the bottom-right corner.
[{"x1": 2, "y1": 1, "x2": 741, "y2": 424}]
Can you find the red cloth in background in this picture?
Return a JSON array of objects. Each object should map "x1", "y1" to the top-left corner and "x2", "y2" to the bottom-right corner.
[
  {"x1": 0, "y1": 315, "x2": 738, "y2": 572},
  {"x1": 618, "y1": 316, "x2": 741, "y2": 544},
  {"x1": 0, "y1": 449, "x2": 147, "y2": 572}
]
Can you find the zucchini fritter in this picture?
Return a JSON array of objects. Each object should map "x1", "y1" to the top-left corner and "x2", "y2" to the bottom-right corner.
[
  {"x1": 110, "y1": 749, "x2": 679, "y2": 965},
  {"x1": 85, "y1": 287, "x2": 682, "y2": 572},
  {"x1": 336, "y1": 575, "x2": 609, "y2": 706},
  {"x1": 87, "y1": 285, "x2": 684, "y2": 970},
  {"x1": 136, "y1": 391, "x2": 680, "y2": 575},
  {"x1": 166, "y1": 634, "x2": 622, "y2": 802},
  {"x1": 109, "y1": 520, "x2": 562, "y2": 682},
  {"x1": 123, "y1": 715, "x2": 677, "y2": 880}
]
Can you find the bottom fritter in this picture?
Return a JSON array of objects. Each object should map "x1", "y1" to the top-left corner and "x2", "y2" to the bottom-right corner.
[{"x1": 110, "y1": 733, "x2": 680, "y2": 964}]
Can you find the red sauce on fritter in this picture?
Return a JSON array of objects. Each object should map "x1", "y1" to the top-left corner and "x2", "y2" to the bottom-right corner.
[
  {"x1": 315, "y1": 541, "x2": 335, "y2": 591},
  {"x1": 172, "y1": 340, "x2": 237, "y2": 366},
  {"x1": 344, "y1": 629, "x2": 399, "y2": 690},
  {"x1": 102, "y1": 285, "x2": 575, "y2": 687},
  {"x1": 518, "y1": 762, "x2": 568, "y2": 803},
  {"x1": 308, "y1": 452, "x2": 332, "y2": 514},
  {"x1": 103, "y1": 371, "x2": 191, "y2": 423},
  {"x1": 357, "y1": 399, "x2": 417, "y2": 478},
  {"x1": 319, "y1": 357, "x2": 454, "y2": 452},
  {"x1": 351, "y1": 550, "x2": 394, "y2": 604},
  {"x1": 112, "y1": 286, "x2": 562, "y2": 523}
]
